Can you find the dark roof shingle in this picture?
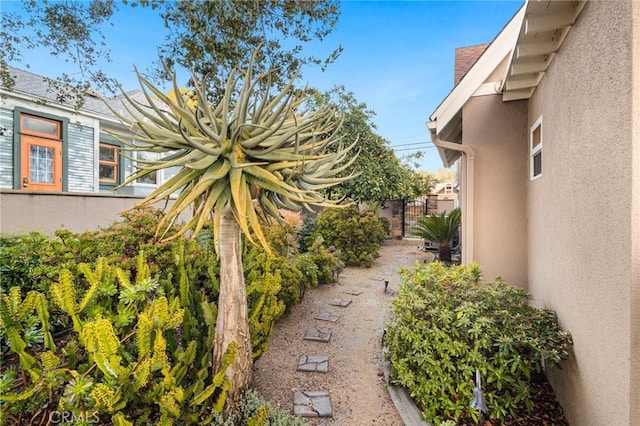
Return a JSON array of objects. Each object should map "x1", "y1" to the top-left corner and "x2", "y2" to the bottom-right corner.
[{"x1": 454, "y1": 43, "x2": 490, "y2": 87}]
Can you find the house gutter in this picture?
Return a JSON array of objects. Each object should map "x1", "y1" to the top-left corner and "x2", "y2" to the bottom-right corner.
[{"x1": 427, "y1": 122, "x2": 475, "y2": 265}]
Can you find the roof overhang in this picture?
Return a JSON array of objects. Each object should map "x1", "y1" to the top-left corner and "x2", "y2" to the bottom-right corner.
[
  {"x1": 501, "y1": 0, "x2": 586, "y2": 101},
  {"x1": 428, "y1": 5, "x2": 525, "y2": 166},
  {"x1": 427, "y1": 0, "x2": 586, "y2": 167}
]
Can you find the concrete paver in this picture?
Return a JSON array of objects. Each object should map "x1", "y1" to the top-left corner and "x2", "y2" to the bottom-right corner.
[
  {"x1": 328, "y1": 298, "x2": 352, "y2": 307},
  {"x1": 293, "y1": 391, "x2": 332, "y2": 417},
  {"x1": 315, "y1": 311, "x2": 341, "y2": 322},
  {"x1": 297, "y1": 355, "x2": 329, "y2": 373},
  {"x1": 303, "y1": 328, "x2": 332, "y2": 342}
]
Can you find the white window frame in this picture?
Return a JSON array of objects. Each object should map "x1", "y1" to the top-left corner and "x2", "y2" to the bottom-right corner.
[
  {"x1": 530, "y1": 115, "x2": 543, "y2": 180},
  {"x1": 444, "y1": 183, "x2": 454, "y2": 194},
  {"x1": 133, "y1": 149, "x2": 160, "y2": 187}
]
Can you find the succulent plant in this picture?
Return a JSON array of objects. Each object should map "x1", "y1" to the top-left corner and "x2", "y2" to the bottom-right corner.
[{"x1": 107, "y1": 51, "x2": 358, "y2": 254}]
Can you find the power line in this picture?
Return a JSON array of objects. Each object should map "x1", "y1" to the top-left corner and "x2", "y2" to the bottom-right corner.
[
  {"x1": 389, "y1": 141, "x2": 434, "y2": 148},
  {"x1": 393, "y1": 146, "x2": 436, "y2": 152}
]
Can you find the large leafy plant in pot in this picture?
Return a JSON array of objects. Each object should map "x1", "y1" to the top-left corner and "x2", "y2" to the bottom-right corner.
[{"x1": 106, "y1": 51, "x2": 358, "y2": 412}]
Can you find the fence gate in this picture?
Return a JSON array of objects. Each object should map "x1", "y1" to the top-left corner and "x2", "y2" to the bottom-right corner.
[{"x1": 403, "y1": 196, "x2": 438, "y2": 237}]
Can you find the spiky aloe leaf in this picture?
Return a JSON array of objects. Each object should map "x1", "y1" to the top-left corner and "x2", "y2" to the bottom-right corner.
[{"x1": 106, "y1": 48, "x2": 359, "y2": 255}]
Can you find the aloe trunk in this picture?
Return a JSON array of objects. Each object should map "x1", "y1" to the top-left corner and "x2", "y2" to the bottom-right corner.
[{"x1": 214, "y1": 206, "x2": 252, "y2": 411}]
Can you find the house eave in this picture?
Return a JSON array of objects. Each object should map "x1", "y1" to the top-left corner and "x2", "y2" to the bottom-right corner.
[
  {"x1": 428, "y1": 5, "x2": 525, "y2": 163},
  {"x1": 500, "y1": 0, "x2": 586, "y2": 101}
]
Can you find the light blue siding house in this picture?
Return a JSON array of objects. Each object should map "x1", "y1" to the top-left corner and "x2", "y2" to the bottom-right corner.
[{"x1": 0, "y1": 67, "x2": 179, "y2": 234}]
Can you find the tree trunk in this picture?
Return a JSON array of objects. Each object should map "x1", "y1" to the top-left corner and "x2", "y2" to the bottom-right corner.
[
  {"x1": 214, "y1": 205, "x2": 252, "y2": 414},
  {"x1": 439, "y1": 243, "x2": 452, "y2": 263}
]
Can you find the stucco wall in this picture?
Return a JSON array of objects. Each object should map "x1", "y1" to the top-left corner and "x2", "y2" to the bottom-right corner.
[
  {"x1": 526, "y1": 2, "x2": 634, "y2": 424},
  {"x1": 0, "y1": 190, "x2": 188, "y2": 236},
  {"x1": 631, "y1": 3, "x2": 640, "y2": 424},
  {"x1": 462, "y1": 95, "x2": 528, "y2": 287}
]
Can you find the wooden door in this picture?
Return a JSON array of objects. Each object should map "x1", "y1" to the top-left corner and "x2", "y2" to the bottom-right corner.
[{"x1": 20, "y1": 135, "x2": 62, "y2": 191}]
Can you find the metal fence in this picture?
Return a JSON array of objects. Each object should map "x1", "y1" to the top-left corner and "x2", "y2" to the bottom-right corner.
[{"x1": 403, "y1": 196, "x2": 438, "y2": 237}]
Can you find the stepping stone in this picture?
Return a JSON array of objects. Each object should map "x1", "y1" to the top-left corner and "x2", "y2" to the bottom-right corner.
[
  {"x1": 303, "y1": 328, "x2": 332, "y2": 342},
  {"x1": 315, "y1": 311, "x2": 341, "y2": 322},
  {"x1": 343, "y1": 289, "x2": 363, "y2": 296},
  {"x1": 293, "y1": 391, "x2": 332, "y2": 418},
  {"x1": 297, "y1": 355, "x2": 329, "y2": 373},
  {"x1": 329, "y1": 298, "x2": 352, "y2": 307},
  {"x1": 355, "y1": 282, "x2": 373, "y2": 289}
]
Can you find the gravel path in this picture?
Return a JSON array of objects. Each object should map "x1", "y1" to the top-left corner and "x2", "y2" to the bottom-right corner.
[{"x1": 250, "y1": 240, "x2": 432, "y2": 425}]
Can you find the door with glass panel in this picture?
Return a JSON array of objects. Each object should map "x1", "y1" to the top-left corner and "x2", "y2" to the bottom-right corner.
[{"x1": 19, "y1": 114, "x2": 63, "y2": 192}]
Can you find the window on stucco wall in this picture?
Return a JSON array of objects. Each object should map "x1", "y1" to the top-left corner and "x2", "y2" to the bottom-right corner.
[{"x1": 530, "y1": 116, "x2": 542, "y2": 180}]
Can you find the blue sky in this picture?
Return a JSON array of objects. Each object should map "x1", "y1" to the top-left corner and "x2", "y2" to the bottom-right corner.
[{"x1": 7, "y1": 0, "x2": 524, "y2": 172}]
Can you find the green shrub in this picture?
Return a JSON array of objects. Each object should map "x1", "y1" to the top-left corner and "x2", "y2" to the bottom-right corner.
[
  {"x1": 290, "y1": 253, "x2": 320, "y2": 289},
  {"x1": 211, "y1": 389, "x2": 309, "y2": 425},
  {"x1": 305, "y1": 237, "x2": 343, "y2": 285},
  {"x1": 296, "y1": 215, "x2": 317, "y2": 253},
  {"x1": 260, "y1": 211, "x2": 301, "y2": 258},
  {"x1": 0, "y1": 253, "x2": 234, "y2": 425},
  {"x1": 379, "y1": 216, "x2": 391, "y2": 238},
  {"x1": 313, "y1": 206, "x2": 385, "y2": 267},
  {"x1": 0, "y1": 232, "x2": 77, "y2": 294},
  {"x1": 244, "y1": 250, "x2": 303, "y2": 309},
  {"x1": 0, "y1": 208, "x2": 216, "y2": 297},
  {"x1": 384, "y1": 262, "x2": 572, "y2": 424}
]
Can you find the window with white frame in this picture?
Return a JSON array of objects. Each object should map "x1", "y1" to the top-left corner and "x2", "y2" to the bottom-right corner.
[
  {"x1": 530, "y1": 116, "x2": 542, "y2": 179},
  {"x1": 444, "y1": 183, "x2": 454, "y2": 194},
  {"x1": 134, "y1": 150, "x2": 159, "y2": 185},
  {"x1": 98, "y1": 135, "x2": 124, "y2": 188},
  {"x1": 132, "y1": 148, "x2": 181, "y2": 189}
]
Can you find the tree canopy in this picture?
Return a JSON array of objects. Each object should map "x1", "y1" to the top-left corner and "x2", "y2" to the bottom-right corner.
[
  {"x1": 308, "y1": 86, "x2": 436, "y2": 202},
  {"x1": 0, "y1": 0, "x2": 341, "y2": 105}
]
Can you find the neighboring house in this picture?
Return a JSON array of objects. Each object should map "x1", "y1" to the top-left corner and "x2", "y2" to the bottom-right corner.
[
  {"x1": 0, "y1": 67, "x2": 179, "y2": 234},
  {"x1": 431, "y1": 180, "x2": 458, "y2": 213},
  {"x1": 428, "y1": 1, "x2": 639, "y2": 425}
]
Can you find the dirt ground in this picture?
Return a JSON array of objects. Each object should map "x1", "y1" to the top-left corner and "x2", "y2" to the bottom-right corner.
[{"x1": 251, "y1": 239, "x2": 432, "y2": 426}]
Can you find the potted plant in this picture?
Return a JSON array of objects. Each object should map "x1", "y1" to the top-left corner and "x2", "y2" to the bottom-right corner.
[{"x1": 412, "y1": 208, "x2": 460, "y2": 263}]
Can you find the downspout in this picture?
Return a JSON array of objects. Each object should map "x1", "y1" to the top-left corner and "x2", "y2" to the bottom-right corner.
[{"x1": 427, "y1": 122, "x2": 475, "y2": 265}]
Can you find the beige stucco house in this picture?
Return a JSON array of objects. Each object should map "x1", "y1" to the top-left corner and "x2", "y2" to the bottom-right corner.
[{"x1": 428, "y1": 1, "x2": 639, "y2": 424}]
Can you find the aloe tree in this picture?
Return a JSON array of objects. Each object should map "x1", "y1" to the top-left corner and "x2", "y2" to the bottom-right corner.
[
  {"x1": 413, "y1": 208, "x2": 461, "y2": 263},
  {"x1": 106, "y1": 53, "x2": 358, "y2": 411}
]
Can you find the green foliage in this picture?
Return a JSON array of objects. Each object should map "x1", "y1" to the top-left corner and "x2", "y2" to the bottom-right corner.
[
  {"x1": 379, "y1": 216, "x2": 391, "y2": 238},
  {"x1": 211, "y1": 389, "x2": 309, "y2": 426},
  {"x1": 259, "y1": 212, "x2": 301, "y2": 259},
  {"x1": 243, "y1": 251, "x2": 288, "y2": 359},
  {"x1": 0, "y1": 207, "x2": 216, "y2": 298},
  {"x1": 314, "y1": 206, "x2": 385, "y2": 267},
  {"x1": 0, "y1": 254, "x2": 235, "y2": 425},
  {"x1": 384, "y1": 262, "x2": 572, "y2": 424},
  {"x1": 305, "y1": 237, "x2": 344, "y2": 284},
  {"x1": 307, "y1": 86, "x2": 436, "y2": 202},
  {"x1": 245, "y1": 250, "x2": 302, "y2": 310},
  {"x1": 296, "y1": 215, "x2": 318, "y2": 253},
  {"x1": 2, "y1": 0, "x2": 341, "y2": 107},
  {"x1": 290, "y1": 253, "x2": 320, "y2": 289},
  {"x1": 0, "y1": 231, "x2": 77, "y2": 294},
  {"x1": 412, "y1": 208, "x2": 461, "y2": 263}
]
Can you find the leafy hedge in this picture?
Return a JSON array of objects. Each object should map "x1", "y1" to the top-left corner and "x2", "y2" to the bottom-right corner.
[
  {"x1": 0, "y1": 204, "x2": 390, "y2": 423},
  {"x1": 384, "y1": 262, "x2": 572, "y2": 424},
  {"x1": 313, "y1": 206, "x2": 385, "y2": 267},
  {"x1": 0, "y1": 207, "x2": 346, "y2": 424},
  {"x1": 0, "y1": 208, "x2": 215, "y2": 296}
]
